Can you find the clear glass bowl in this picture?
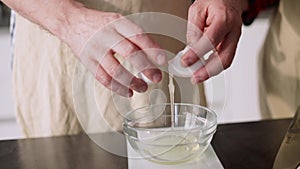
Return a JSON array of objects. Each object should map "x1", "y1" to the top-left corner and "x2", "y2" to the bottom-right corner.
[{"x1": 123, "y1": 103, "x2": 217, "y2": 165}]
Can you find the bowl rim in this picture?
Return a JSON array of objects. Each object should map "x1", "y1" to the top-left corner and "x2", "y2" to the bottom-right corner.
[{"x1": 123, "y1": 103, "x2": 217, "y2": 141}]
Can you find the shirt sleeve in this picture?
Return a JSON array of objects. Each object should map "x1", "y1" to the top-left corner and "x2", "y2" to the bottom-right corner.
[{"x1": 242, "y1": 0, "x2": 280, "y2": 26}]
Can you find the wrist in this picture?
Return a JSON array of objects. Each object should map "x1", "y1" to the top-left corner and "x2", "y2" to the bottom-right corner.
[
  {"x1": 47, "y1": 1, "x2": 94, "y2": 55},
  {"x1": 47, "y1": 1, "x2": 85, "y2": 44}
]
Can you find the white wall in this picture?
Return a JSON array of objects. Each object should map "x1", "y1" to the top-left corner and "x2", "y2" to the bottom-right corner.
[
  {"x1": 205, "y1": 14, "x2": 272, "y2": 124},
  {"x1": 0, "y1": 27, "x2": 23, "y2": 140}
]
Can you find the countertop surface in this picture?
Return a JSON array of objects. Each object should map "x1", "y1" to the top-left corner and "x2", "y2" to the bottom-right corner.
[{"x1": 0, "y1": 118, "x2": 292, "y2": 169}]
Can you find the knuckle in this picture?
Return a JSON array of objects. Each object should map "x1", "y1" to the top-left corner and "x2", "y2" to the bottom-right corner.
[
  {"x1": 187, "y1": 30, "x2": 201, "y2": 42},
  {"x1": 216, "y1": 13, "x2": 227, "y2": 23},
  {"x1": 208, "y1": 36, "x2": 218, "y2": 46},
  {"x1": 114, "y1": 86, "x2": 124, "y2": 95},
  {"x1": 133, "y1": 26, "x2": 144, "y2": 35},
  {"x1": 216, "y1": 10, "x2": 236, "y2": 25},
  {"x1": 106, "y1": 63, "x2": 119, "y2": 75},
  {"x1": 187, "y1": 29, "x2": 194, "y2": 36},
  {"x1": 123, "y1": 44, "x2": 136, "y2": 56},
  {"x1": 189, "y1": 3, "x2": 199, "y2": 14},
  {"x1": 136, "y1": 34, "x2": 157, "y2": 47},
  {"x1": 111, "y1": 13, "x2": 122, "y2": 20},
  {"x1": 134, "y1": 33, "x2": 146, "y2": 40},
  {"x1": 110, "y1": 82, "x2": 128, "y2": 96},
  {"x1": 225, "y1": 8, "x2": 242, "y2": 25},
  {"x1": 102, "y1": 78, "x2": 112, "y2": 87},
  {"x1": 222, "y1": 56, "x2": 233, "y2": 70},
  {"x1": 227, "y1": 11, "x2": 235, "y2": 20},
  {"x1": 226, "y1": 12, "x2": 237, "y2": 24},
  {"x1": 96, "y1": 73, "x2": 112, "y2": 87}
]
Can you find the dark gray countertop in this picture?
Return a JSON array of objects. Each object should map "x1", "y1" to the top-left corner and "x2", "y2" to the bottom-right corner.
[
  {"x1": 212, "y1": 118, "x2": 291, "y2": 169},
  {"x1": 0, "y1": 118, "x2": 291, "y2": 169}
]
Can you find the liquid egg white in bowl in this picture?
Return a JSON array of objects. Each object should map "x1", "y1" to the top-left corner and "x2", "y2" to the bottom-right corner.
[{"x1": 123, "y1": 103, "x2": 217, "y2": 165}]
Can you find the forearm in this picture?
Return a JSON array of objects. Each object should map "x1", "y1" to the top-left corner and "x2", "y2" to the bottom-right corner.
[{"x1": 1, "y1": 0, "x2": 84, "y2": 42}]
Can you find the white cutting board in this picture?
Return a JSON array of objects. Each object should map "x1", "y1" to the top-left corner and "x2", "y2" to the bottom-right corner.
[{"x1": 127, "y1": 141, "x2": 224, "y2": 169}]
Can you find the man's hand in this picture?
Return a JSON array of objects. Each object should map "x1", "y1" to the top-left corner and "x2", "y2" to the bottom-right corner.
[
  {"x1": 183, "y1": 0, "x2": 248, "y2": 84},
  {"x1": 3, "y1": 0, "x2": 165, "y2": 97},
  {"x1": 63, "y1": 5, "x2": 165, "y2": 97}
]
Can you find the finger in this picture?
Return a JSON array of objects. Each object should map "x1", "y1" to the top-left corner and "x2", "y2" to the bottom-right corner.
[
  {"x1": 99, "y1": 50, "x2": 148, "y2": 93},
  {"x1": 140, "y1": 68, "x2": 162, "y2": 84},
  {"x1": 111, "y1": 36, "x2": 141, "y2": 58},
  {"x1": 187, "y1": 3, "x2": 206, "y2": 44},
  {"x1": 182, "y1": 13, "x2": 230, "y2": 68},
  {"x1": 191, "y1": 30, "x2": 240, "y2": 84},
  {"x1": 114, "y1": 18, "x2": 167, "y2": 65},
  {"x1": 90, "y1": 59, "x2": 133, "y2": 97},
  {"x1": 126, "y1": 50, "x2": 163, "y2": 83},
  {"x1": 87, "y1": 29, "x2": 162, "y2": 84},
  {"x1": 191, "y1": 52, "x2": 219, "y2": 84},
  {"x1": 180, "y1": 48, "x2": 199, "y2": 67},
  {"x1": 111, "y1": 36, "x2": 162, "y2": 83},
  {"x1": 204, "y1": 14, "x2": 230, "y2": 47},
  {"x1": 216, "y1": 28, "x2": 241, "y2": 70},
  {"x1": 181, "y1": 36, "x2": 214, "y2": 67},
  {"x1": 183, "y1": 4, "x2": 217, "y2": 68}
]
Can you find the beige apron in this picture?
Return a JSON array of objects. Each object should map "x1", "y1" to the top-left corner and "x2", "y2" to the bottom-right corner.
[
  {"x1": 13, "y1": 0, "x2": 206, "y2": 138},
  {"x1": 259, "y1": 0, "x2": 300, "y2": 118}
]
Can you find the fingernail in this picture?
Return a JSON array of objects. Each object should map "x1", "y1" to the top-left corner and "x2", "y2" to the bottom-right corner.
[
  {"x1": 137, "y1": 72, "x2": 153, "y2": 85},
  {"x1": 138, "y1": 84, "x2": 148, "y2": 93},
  {"x1": 182, "y1": 57, "x2": 194, "y2": 67},
  {"x1": 128, "y1": 90, "x2": 133, "y2": 97},
  {"x1": 152, "y1": 72, "x2": 162, "y2": 83},
  {"x1": 130, "y1": 83, "x2": 148, "y2": 93},
  {"x1": 157, "y1": 54, "x2": 167, "y2": 65}
]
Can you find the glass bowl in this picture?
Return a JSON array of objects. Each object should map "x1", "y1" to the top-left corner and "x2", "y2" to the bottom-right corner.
[{"x1": 123, "y1": 103, "x2": 217, "y2": 165}]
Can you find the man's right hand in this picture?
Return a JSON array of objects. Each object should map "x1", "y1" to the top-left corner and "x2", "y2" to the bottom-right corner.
[
  {"x1": 61, "y1": 2, "x2": 166, "y2": 97},
  {"x1": 3, "y1": 0, "x2": 165, "y2": 97}
]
